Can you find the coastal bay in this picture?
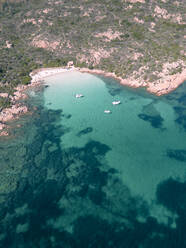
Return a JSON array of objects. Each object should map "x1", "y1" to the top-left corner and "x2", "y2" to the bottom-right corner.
[{"x1": 0, "y1": 71, "x2": 186, "y2": 247}]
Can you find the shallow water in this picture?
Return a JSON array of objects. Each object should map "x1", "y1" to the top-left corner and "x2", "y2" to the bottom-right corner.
[{"x1": 0, "y1": 71, "x2": 186, "y2": 247}]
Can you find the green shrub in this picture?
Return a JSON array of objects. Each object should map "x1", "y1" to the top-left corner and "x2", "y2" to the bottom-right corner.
[{"x1": 21, "y1": 75, "x2": 31, "y2": 85}]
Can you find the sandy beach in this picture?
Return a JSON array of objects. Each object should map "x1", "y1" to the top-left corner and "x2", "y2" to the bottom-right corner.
[{"x1": 30, "y1": 67, "x2": 71, "y2": 83}]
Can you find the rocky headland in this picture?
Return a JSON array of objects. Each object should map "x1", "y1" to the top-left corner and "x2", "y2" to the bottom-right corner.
[{"x1": 79, "y1": 67, "x2": 186, "y2": 96}]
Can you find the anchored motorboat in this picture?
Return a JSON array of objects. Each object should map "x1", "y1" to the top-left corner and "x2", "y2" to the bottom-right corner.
[
  {"x1": 104, "y1": 110, "x2": 111, "y2": 114},
  {"x1": 112, "y1": 100, "x2": 121, "y2": 105},
  {"x1": 75, "y1": 94, "x2": 84, "y2": 98}
]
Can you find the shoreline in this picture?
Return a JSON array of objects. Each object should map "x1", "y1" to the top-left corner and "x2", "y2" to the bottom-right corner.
[
  {"x1": 30, "y1": 66, "x2": 186, "y2": 96},
  {"x1": 78, "y1": 67, "x2": 186, "y2": 96},
  {"x1": 0, "y1": 65, "x2": 185, "y2": 136}
]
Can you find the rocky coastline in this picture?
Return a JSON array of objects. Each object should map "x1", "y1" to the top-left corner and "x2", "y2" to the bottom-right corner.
[
  {"x1": 0, "y1": 81, "x2": 40, "y2": 136},
  {"x1": 79, "y1": 67, "x2": 186, "y2": 96},
  {"x1": 0, "y1": 65, "x2": 185, "y2": 136}
]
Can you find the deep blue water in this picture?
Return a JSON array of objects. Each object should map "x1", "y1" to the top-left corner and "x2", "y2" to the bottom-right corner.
[{"x1": 0, "y1": 71, "x2": 186, "y2": 248}]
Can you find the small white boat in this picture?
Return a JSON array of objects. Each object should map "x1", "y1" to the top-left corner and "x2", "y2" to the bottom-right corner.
[
  {"x1": 104, "y1": 110, "x2": 111, "y2": 114},
  {"x1": 112, "y1": 100, "x2": 121, "y2": 105},
  {"x1": 75, "y1": 94, "x2": 84, "y2": 98}
]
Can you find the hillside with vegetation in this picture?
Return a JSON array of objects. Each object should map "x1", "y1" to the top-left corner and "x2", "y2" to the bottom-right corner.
[{"x1": 0, "y1": 0, "x2": 185, "y2": 108}]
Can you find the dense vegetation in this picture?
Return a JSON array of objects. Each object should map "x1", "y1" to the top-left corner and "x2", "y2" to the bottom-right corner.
[{"x1": 0, "y1": 0, "x2": 185, "y2": 108}]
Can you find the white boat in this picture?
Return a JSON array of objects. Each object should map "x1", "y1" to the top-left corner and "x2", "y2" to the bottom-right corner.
[
  {"x1": 104, "y1": 110, "x2": 111, "y2": 114},
  {"x1": 112, "y1": 100, "x2": 121, "y2": 105},
  {"x1": 75, "y1": 94, "x2": 84, "y2": 98}
]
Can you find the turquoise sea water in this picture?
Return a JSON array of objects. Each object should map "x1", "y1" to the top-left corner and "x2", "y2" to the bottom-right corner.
[{"x1": 0, "y1": 71, "x2": 186, "y2": 247}]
